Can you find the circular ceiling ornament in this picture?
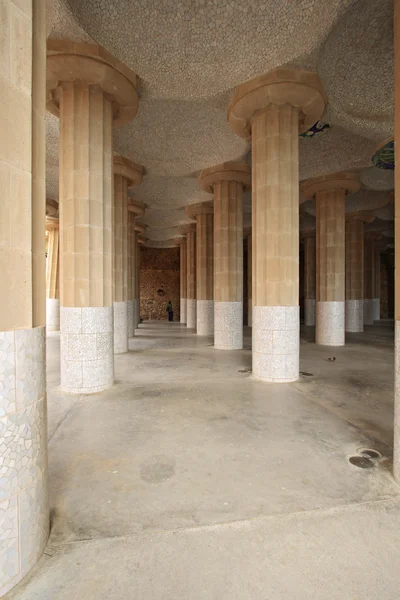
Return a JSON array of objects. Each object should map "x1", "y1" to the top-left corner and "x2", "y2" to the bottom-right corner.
[
  {"x1": 299, "y1": 121, "x2": 330, "y2": 139},
  {"x1": 372, "y1": 138, "x2": 394, "y2": 170}
]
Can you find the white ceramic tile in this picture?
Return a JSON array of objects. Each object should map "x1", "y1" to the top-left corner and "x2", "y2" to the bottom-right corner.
[
  {"x1": 180, "y1": 298, "x2": 187, "y2": 324},
  {"x1": 316, "y1": 301, "x2": 345, "y2": 346},
  {"x1": 186, "y1": 299, "x2": 196, "y2": 329},
  {"x1": 214, "y1": 301, "x2": 243, "y2": 349},
  {"x1": 113, "y1": 301, "x2": 128, "y2": 354},
  {"x1": 196, "y1": 300, "x2": 214, "y2": 335}
]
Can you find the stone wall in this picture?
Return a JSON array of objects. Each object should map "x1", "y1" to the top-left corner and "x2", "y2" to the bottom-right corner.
[{"x1": 140, "y1": 247, "x2": 180, "y2": 321}]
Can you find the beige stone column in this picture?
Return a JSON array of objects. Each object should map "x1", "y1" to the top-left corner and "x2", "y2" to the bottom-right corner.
[
  {"x1": 47, "y1": 41, "x2": 138, "y2": 393},
  {"x1": 199, "y1": 164, "x2": 250, "y2": 349},
  {"x1": 228, "y1": 69, "x2": 326, "y2": 380},
  {"x1": 127, "y1": 202, "x2": 145, "y2": 333},
  {"x1": 186, "y1": 202, "x2": 214, "y2": 335},
  {"x1": 179, "y1": 225, "x2": 196, "y2": 329},
  {"x1": 113, "y1": 157, "x2": 143, "y2": 353},
  {"x1": 245, "y1": 230, "x2": 252, "y2": 327},
  {"x1": 134, "y1": 223, "x2": 147, "y2": 327},
  {"x1": 0, "y1": 1, "x2": 49, "y2": 595},
  {"x1": 364, "y1": 232, "x2": 379, "y2": 326},
  {"x1": 394, "y1": 0, "x2": 400, "y2": 484},
  {"x1": 301, "y1": 173, "x2": 360, "y2": 346},
  {"x1": 345, "y1": 217, "x2": 364, "y2": 332},
  {"x1": 303, "y1": 232, "x2": 316, "y2": 326},
  {"x1": 374, "y1": 245, "x2": 381, "y2": 321},
  {"x1": 46, "y1": 219, "x2": 60, "y2": 331},
  {"x1": 180, "y1": 240, "x2": 187, "y2": 324}
]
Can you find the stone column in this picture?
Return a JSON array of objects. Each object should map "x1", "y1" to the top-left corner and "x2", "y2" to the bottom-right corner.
[
  {"x1": 303, "y1": 232, "x2": 316, "y2": 326},
  {"x1": 113, "y1": 157, "x2": 143, "y2": 352},
  {"x1": 228, "y1": 69, "x2": 326, "y2": 380},
  {"x1": 345, "y1": 217, "x2": 364, "y2": 332},
  {"x1": 245, "y1": 230, "x2": 253, "y2": 327},
  {"x1": 364, "y1": 233, "x2": 379, "y2": 326},
  {"x1": 199, "y1": 163, "x2": 250, "y2": 349},
  {"x1": 127, "y1": 203, "x2": 145, "y2": 333},
  {"x1": 47, "y1": 41, "x2": 138, "y2": 393},
  {"x1": 0, "y1": 1, "x2": 49, "y2": 595},
  {"x1": 186, "y1": 202, "x2": 214, "y2": 335},
  {"x1": 374, "y1": 245, "x2": 381, "y2": 321},
  {"x1": 301, "y1": 173, "x2": 360, "y2": 346},
  {"x1": 394, "y1": 0, "x2": 400, "y2": 483},
  {"x1": 180, "y1": 225, "x2": 196, "y2": 329},
  {"x1": 180, "y1": 240, "x2": 187, "y2": 324},
  {"x1": 134, "y1": 224, "x2": 147, "y2": 327},
  {"x1": 46, "y1": 219, "x2": 60, "y2": 331}
]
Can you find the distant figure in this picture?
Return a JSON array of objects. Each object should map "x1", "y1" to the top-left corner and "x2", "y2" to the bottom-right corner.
[{"x1": 166, "y1": 300, "x2": 173, "y2": 322}]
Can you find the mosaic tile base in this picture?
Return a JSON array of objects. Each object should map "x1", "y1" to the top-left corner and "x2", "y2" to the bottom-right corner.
[
  {"x1": 345, "y1": 299, "x2": 363, "y2": 332},
  {"x1": 113, "y1": 302, "x2": 128, "y2": 354},
  {"x1": 196, "y1": 300, "x2": 214, "y2": 336},
  {"x1": 316, "y1": 301, "x2": 345, "y2": 346},
  {"x1": 46, "y1": 298, "x2": 60, "y2": 331}
]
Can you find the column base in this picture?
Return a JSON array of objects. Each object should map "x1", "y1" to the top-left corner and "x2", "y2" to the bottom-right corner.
[
  {"x1": 0, "y1": 326, "x2": 49, "y2": 597},
  {"x1": 180, "y1": 298, "x2": 187, "y2": 324},
  {"x1": 252, "y1": 305, "x2": 299, "y2": 382},
  {"x1": 394, "y1": 321, "x2": 400, "y2": 483},
  {"x1": 304, "y1": 298, "x2": 316, "y2": 327},
  {"x1": 364, "y1": 299, "x2": 374, "y2": 325},
  {"x1": 196, "y1": 300, "x2": 214, "y2": 335},
  {"x1": 214, "y1": 301, "x2": 243, "y2": 350},
  {"x1": 316, "y1": 301, "x2": 345, "y2": 346},
  {"x1": 248, "y1": 299, "x2": 252, "y2": 327},
  {"x1": 46, "y1": 298, "x2": 60, "y2": 331},
  {"x1": 60, "y1": 307, "x2": 114, "y2": 394},
  {"x1": 373, "y1": 298, "x2": 380, "y2": 322},
  {"x1": 186, "y1": 299, "x2": 196, "y2": 329},
  {"x1": 127, "y1": 300, "x2": 134, "y2": 338},
  {"x1": 113, "y1": 301, "x2": 128, "y2": 354},
  {"x1": 345, "y1": 299, "x2": 363, "y2": 332}
]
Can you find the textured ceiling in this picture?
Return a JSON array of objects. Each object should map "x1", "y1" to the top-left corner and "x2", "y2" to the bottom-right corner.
[{"x1": 45, "y1": 0, "x2": 394, "y2": 244}]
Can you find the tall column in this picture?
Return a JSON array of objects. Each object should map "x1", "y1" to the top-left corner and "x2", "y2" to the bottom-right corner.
[
  {"x1": 374, "y1": 244, "x2": 381, "y2": 321},
  {"x1": 301, "y1": 173, "x2": 360, "y2": 346},
  {"x1": 364, "y1": 233, "x2": 379, "y2": 326},
  {"x1": 46, "y1": 219, "x2": 60, "y2": 331},
  {"x1": 186, "y1": 202, "x2": 214, "y2": 335},
  {"x1": 0, "y1": 1, "x2": 49, "y2": 595},
  {"x1": 228, "y1": 69, "x2": 326, "y2": 380},
  {"x1": 47, "y1": 41, "x2": 139, "y2": 393},
  {"x1": 345, "y1": 217, "x2": 364, "y2": 332},
  {"x1": 127, "y1": 202, "x2": 145, "y2": 333},
  {"x1": 113, "y1": 157, "x2": 143, "y2": 352},
  {"x1": 180, "y1": 240, "x2": 187, "y2": 324},
  {"x1": 245, "y1": 230, "x2": 253, "y2": 327},
  {"x1": 134, "y1": 223, "x2": 147, "y2": 327},
  {"x1": 303, "y1": 233, "x2": 316, "y2": 326},
  {"x1": 394, "y1": 0, "x2": 400, "y2": 483},
  {"x1": 199, "y1": 164, "x2": 250, "y2": 349},
  {"x1": 179, "y1": 225, "x2": 196, "y2": 329}
]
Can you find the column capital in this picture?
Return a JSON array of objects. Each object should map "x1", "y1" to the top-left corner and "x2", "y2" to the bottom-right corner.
[
  {"x1": 134, "y1": 222, "x2": 147, "y2": 234},
  {"x1": 45, "y1": 216, "x2": 59, "y2": 231},
  {"x1": 199, "y1": 162, "x2": 251, "y2": 193},
  {"x1": 128, "y1": 199, "x2": 146, "y2": 217},
  {"x1": 185, "y1": 201, "x2": 213, "y2": 220},
  {"x1": 300, "y1": 172, "x2": 360, "y2": 201},
  {"x1": 113, "y1": 155, "x2": 143, "y2": 187},
  {"x1": 178, "y1": 224, "x2": 196, "y2": 235},
  {"x1": 346, "y1": 211, "x2": 375, "y2": 224},
  {"x1": 46, "y1": 40, "x2": 139, "y2": 127},
  {"x1": 171, "y1": 237, "x2": 186, "y2": 246},
  {"x1": 228, "y1": 68, "x2": 327, "y2": 139}
]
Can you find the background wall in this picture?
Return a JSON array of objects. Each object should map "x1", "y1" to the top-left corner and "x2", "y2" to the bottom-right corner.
[{"x1": 140, "y1": 247, "x2": 180, "y2": 321}]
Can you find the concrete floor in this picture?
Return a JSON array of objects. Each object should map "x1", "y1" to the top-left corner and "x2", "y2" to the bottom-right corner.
[{"x1": 6, "y1": 321, "x2": 400, "y2": 599}]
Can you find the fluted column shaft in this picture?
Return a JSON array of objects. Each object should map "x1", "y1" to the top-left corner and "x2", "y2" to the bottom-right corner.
[
  {"x1": 394, "y1": 0, "x2": 400, "y2": 483},
  {"x1": 113, "y1": 174, "x2": 129, "y2": 353},
  {"x1": 46, "y1": 224, "x2": 60, "y2": 331},
  {"x1": 135, "y1": 238, "x2": 141, "y2": 326},
  {"x1": 214, "y1": 180, "x2": 243, "y2": 348},
  {"x1": 127, "y1": 212, "x2": 135, "y2": 336},
  {"x1": 180, "y1": 241, "x2": 187, "y2": 324},
  {"x1": 186, "y1": 229, "x2": 196, "y2": 329},
  {"x1": 303, "y1": 235, "x2": 316, "y2": 326},
  {"x1": 252, "y1": 106, "x2": 299, "y2": 380},
  {"x1": 364, "y1": 235, "x2": 376, "y2": 326},
  {"x1": 345, "y1": 219, "x2": 364, "y2": 332},
  {"x1": 316, "y1": 190, "x2": 345, "y2": 345},
  {"x1": 247, "y1": 234, "x2": 252, "y2": 327},
  {"x1": 196, "y1": 214, "x2": 214, "y2": 335},
  {"x1": 374, "y1": 246, "x2": 381, "y2": 321}
]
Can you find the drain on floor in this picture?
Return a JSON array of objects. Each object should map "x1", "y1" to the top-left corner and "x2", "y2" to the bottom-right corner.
[
  {"x1": 300, "y1": 371, "x2": 313, "y2": 377},
  {"x1": 238, "y1": 368, "x2": 251, "y2": 373},
  {"x1": 357, "y1": 448, "x2": 382, "y2": 460},
  {"x1": 349, "y1": 456, "x2": 375, "y2": 469}
]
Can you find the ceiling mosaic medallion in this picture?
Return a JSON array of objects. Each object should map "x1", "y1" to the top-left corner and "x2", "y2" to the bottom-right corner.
[
  {"x1": 299, "y1": 121, "x2": 330, "y2": 139},
  {"x1": 372, "y1": 137, "x2": 394, "y2": 170}
]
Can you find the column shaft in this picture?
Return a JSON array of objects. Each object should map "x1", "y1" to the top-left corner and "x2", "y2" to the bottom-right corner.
[
  {"x1": 304, "y1": 235, "x2": 316, "y2": 326},
  {"x1": 59, "y1": 81, "x2": 114, "y2": 393},
  {"x1": 180, "y1": 241, "x2": 187, "y2": 324},
  {"x1": 252, "y1": 106, "x2": 299, "y2": 381},
  {"x1": 364, "y1": 236, "x2": 376, "y2": 325},
  {"x1": 127, "y1": 212, "x2": 135, "y2": 336},
  {"x1": 374, "y1": 246, "x2": 381, "y2": 321},
  {"x1": 196, "y1": 213, "x2": 214, "y2": 335},
  {"x1": 316, "y1": 190, "x2": 345, "y2": 345},
  {"x1": 135, "y1": 239, "x2": 141, "y2": 326},
  {"x1": 214, "y1": 180, "x2": 243, "y2": 348},
  {"x1": 186, "y1": 229, "x2": 196, "y2": 329},
  {"x1": 46, "y1": 225, "x2": 60, "y2": 331},
  {"x1": 247, "y1": 234, "x2": 252, "y2": 327},
  {"x1": 345, "y1": 219, "x2": 364, "y2": 332},
  {"x1": 0, "y1": 1, "x2": 49, "y2": 595},
  {"x1": 113, "y1": 174, "x2": 129, "y2": 353},
  {"x1": 394, "y1": 0, "x2": 400, "y2": 483}
]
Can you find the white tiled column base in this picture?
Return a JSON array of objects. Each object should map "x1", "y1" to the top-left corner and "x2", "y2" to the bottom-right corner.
[
  {"x1": 127, "y1": 300, "x2": 134, "y2": 338},
  {"x1": 214, "y1": 301, "x2": 243, "y2": 350},
  {"x1": 394, "y1": 321, "x2": 400, "y2": 483},
  {"x1": 46, "y1": 298, "x2": 60, "y2": 331},
  {"x1": 60, "y1": 307, "x2": 114, "y2": 394},
  {"x1": 364, "y1": 299, "x2": 374, "y2": 326},
  {"x1": 373, "y1": 298, "x2": 380, "y2": 321},
  {"x1": 196, "y1": 300, "x2": 214, "y2": 335},
  {"x1": 248, "y1": 300, "x2": 252, "y2": 327},
  {"x1": 253, "y1": 306, "x2": 299, "y2": 382},
  {"x1": 180, "y1": 298, "x2": 187, "y2": 324},
  {"x1": 113, "y1": 302, "x2": 128, "y2": 354},
  {"x1": 345, "y1": 300, "x2": 363, "y2": 332},
  {"x1": 186, "y1": 299, "x2": 196, "y2": 329},
  {"x1": 316, "y1": 301, "x2": 345, "y2": 346},
  {"x1": 0, "y1": 327, "x2": 49, "y2": 597},
  {"x1": 304, "y1": 298, "x2": 316, "y2": 326}
]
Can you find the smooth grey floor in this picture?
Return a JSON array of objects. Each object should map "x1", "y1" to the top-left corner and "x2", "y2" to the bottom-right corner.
[{"x1": 7, "y1": 320, "x2": 400, "y2": 599}]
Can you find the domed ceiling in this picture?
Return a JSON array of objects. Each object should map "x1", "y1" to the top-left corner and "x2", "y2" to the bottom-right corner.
[{"x1": 46, "y1": 0, "x2": 394, "y2": 245}]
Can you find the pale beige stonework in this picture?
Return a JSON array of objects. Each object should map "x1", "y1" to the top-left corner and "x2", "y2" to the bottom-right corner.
[
  {"x1": 46, "y1": 219, "x2": 60, "y2": 331},
  {"x1": 179, "y1": 224, "x2": 196, "y2": 329},
  {"x1": 303, "y1": 233, "x2": 316, "y2": 327},
  {"x1": 395, "y1": 0, "x2": 400, "y2": 485},
  {"x1": 246, "y1": 231, "x2": 252, "y2": 327},
  {"x1": 345, "y1": 217, "x2": 364, "y2": 332}
]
